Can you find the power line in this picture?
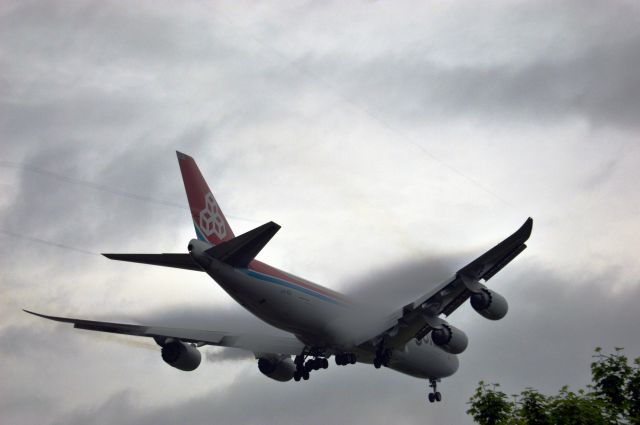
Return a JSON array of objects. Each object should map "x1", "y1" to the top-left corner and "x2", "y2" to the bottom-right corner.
[
  {"x1": 0, "y1": 229, "x2": 98, "y2": 256},
  {"x1": 210, "y1": 7, "x2": 514, "y2": 209},
  {"x1": 0, "y1": 160, "x2": 185, "y2": 209},
  {"x1": 0, "y1": 161, "x2": 261, "y2": 223}
]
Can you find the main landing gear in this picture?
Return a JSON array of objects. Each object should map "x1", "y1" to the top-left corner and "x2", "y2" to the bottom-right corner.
[
  {"x1": 373, "y1": 345, "x2": 392, "y2": 369},
  {"x1": 293, "y1": 355, "x2": 328, "y2": 382},
  {"x1": 335, "y1": 352, "x2": 356, "y2": 366},
  {"x1": 427, "y1": 378, "x2": 442, "y2": 403}
]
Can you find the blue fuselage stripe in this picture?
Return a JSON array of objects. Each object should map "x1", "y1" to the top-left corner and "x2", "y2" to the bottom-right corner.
[
  {"x1": 193, "y1": 223, "x2": 207, "y2": 242},
  {"x1": 240, "y1": 269, "x2": 345, "y2": 307}
]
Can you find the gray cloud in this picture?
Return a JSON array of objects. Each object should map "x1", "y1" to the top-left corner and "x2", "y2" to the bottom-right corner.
[
  {"x1": 19, "y1": 262, "x2": 638, "y2": 425},
  {"x1": 205, "y1": 347, "x2": 254, "y2": 363},
  {"x1": 142, "y1": 305, "x2": 294, "y2": 335},
  {"x1": 257, "y1": 0, "x2": 640, "y2": 130},
  {"x1": 1, "y1": 145, "x2": 170, "y2": 252},
  {"x1": 321, "y1": 32, "x2": 640, "y2": 129},
  {"x1": 2, "y1": 1, "x2": 640, "y2": 424},
  {"x1": 344, "y1": 254, "x2": 467, "y2": 308}
]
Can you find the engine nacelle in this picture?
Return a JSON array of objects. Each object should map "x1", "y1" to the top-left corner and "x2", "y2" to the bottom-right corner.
[
  {"x1": 257, "y1": 354, "x2": 296, "y2": 382},
  {"x1": 161, "y1": 340, "x2": 202, "y2": 371},
  {"x1": 431, "y1": 323, "x2": 468, "y2": 354},
  {"x1": 470, "y1": 288, "x2": 508, "y2": 320}
]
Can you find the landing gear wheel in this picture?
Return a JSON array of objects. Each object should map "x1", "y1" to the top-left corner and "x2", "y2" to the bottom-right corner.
[
  {"x1": 382, "y1": 350, "x2": 391, "y2": 367},
  {"x1": 307, "y1": 360, "x2": 315, "y2": 371},
  {"x1": 302, "y1": 371, "x2": 310, "y2": 381},
  {"x1": 322, "y1": 358, "x2": 329, "y2": 369},
  {"x1": 295, "y1": 355, "x2": 304, "y2": 371},
  {"x1": 427, "y1": 378, "x2": 442, "y2": 403},
  {"x1": 374, "y1": 343, "x2": 392, "y2": 368},
  {"x1": 335, "y1": 353, "x2": 356, "y2": 366},
  {"x1": 295, "y1": 354, "x2": 307, "y2": 380}
]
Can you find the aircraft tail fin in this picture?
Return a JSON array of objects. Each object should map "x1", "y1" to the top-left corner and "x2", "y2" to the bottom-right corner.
[{"x1": 176, "y1": 151, "x2": 235, "y2": 245}]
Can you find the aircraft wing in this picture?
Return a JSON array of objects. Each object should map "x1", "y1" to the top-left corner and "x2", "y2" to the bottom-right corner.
[
  {"x1": 360, "y1": 217, "x2": 533, "y2": 350},
  {"x1": 24, "y1": 310, "x2": 305, "y2": 356}
]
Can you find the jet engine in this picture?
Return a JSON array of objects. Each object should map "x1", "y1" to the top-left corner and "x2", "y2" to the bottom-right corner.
[
  {"x1": 160, "y1": 340, "x2": 202, "y2": 371},
  {"x1": 470, "y1": 288, "x2": 508, "y2": 320},
  {"x1": 431, "y1": 323, "x2": 468, "y2": 354},
  {"x1": 257, "y1": 354, "x2": 296, "y2": 382}
]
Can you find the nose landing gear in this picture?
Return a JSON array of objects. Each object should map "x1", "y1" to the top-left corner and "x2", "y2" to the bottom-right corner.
[{"x1": 427, "y1": 378, "x2": 442, "y2": 403}]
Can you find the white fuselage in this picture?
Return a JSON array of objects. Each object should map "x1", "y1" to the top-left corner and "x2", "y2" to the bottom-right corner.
[{"x1": 189, "y1": 239, "x2": 459, "y2": 380}]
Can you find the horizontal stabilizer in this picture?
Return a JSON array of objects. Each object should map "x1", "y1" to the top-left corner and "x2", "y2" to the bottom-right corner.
[
  {"x1": 102, "y1": 253, "x2": 203, "y2": 272},
  {"x1": 205, "y1": 221, "x2": 280, "y2": 268}
]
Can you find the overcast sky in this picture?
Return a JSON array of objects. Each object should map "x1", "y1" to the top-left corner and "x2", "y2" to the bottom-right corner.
[{"x1": 2, "y1": 1, "x2": 640, "y2": 424}]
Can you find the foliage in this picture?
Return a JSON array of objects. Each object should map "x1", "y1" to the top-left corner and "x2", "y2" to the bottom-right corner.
[
  {"x1": 516, "y1": 388, "x2": 550, "y2": 425},
  {"x1": 467, "y1": 348, "x2": 640, "y2": 425},
  {"x1": 467, "y1": 381, "x2": 513, "y2": 425}
]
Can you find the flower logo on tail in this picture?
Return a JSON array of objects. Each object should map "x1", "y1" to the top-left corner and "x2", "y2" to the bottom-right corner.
[{"x1": 199, "y1": 192, "x2": 227, "y2": 240}]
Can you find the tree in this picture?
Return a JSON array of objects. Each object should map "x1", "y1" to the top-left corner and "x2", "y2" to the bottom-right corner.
[
  {"x1": 546, "y1": 387, "x2": 605, "y2": 425},
  {"x1": 591, "y1": 347, "x2": 636, "y2": 424},
  {"x1": 516, "y1": 388, "x2": 550, "y2": 425},
  {"x1": 627, "y1": 358, "x2": 640, "y2": 423},
  {"x1": 467, "y1": 381, "x2": 513, "y2": 425},
  {"x1": 467, "y1": 381, "x2": 512, "y2": 425},
  {"x1": 467, "y1": 348, "x2": 640, "y2": 425}
]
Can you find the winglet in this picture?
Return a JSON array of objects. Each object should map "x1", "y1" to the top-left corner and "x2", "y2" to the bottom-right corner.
[
  {"x1": 459, "y1": 217, "x2": 533, "y2": 281},
  {"x1": 23, "y1": 309, "x2": 74, "y2": 324},
  {"x1": 205, "y1": 221, "x2": 281, "y2": 268},
  {"x1": 516, "y1": 217, "x2": 533, "y2": 241}
]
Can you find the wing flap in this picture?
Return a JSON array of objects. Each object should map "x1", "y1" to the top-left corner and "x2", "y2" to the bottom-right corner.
[
  {"x1": 357, "y1": 217, "x2": 533, "y2": 349},
  {"x1": 24, "y1": 310, "x2": 304, "y2": 355},
  {"x1": 440, "y1": 217, "x2": 532, "y2": 316},
  {"x1": 102, "y1": 253, "x2": 203, "y2": 271}
]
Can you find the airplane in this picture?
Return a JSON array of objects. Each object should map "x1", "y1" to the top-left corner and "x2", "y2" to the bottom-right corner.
[{"x1": 25, "y1": 151, "x2": 533, "y2": 403}]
